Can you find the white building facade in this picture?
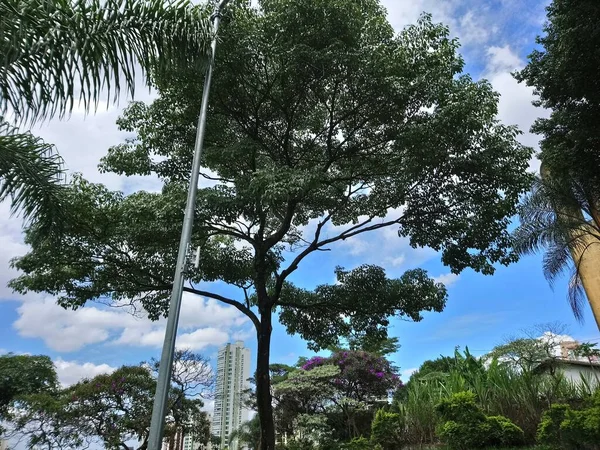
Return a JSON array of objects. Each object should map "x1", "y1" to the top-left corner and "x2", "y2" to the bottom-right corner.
[{"x1": 211, "y1": 341, "x2": 251, "y2": 450}]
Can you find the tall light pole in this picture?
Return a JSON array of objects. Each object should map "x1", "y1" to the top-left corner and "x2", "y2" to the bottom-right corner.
[{"x1": 147, "y1": 1, "x2": 230, "y2": 449}]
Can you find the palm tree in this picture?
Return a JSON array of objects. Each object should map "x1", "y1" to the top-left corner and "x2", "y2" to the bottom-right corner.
[
  {"x1": 513, "y1": 165, "x2": 600, "y2": 328},
  {"x1": 228, "y1": 416, "x2": 260, "y2": 450},
  {"x1": 0, "y1": 0, "x2": 212, "y2": 225}
]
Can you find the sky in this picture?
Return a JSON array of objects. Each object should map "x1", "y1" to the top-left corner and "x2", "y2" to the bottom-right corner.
[{"x1": 2, "y1": 0, "x2": 600, "y2": 398}]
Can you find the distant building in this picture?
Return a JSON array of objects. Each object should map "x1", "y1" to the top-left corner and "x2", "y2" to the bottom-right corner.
[
  {"x1": 559, "y1": 340, "x2": 600, "y2": 363},
  {"x1": 0, "y1": 439, "x2": 9, "y2": 450},
  {"x1": 536, "y1": 358, "x2": 600, "y2": 387},
  {"x1": 211, "y1": 341, "x2": 251, "y2": 450}
]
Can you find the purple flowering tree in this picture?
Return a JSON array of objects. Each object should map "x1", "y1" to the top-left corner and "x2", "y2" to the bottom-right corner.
[
  {"x1": 273, "y1": 350, "x2": 402, "y2": 441},
  {"x1": 302, "y1": 351, "x2": 401, "y2": 403}
]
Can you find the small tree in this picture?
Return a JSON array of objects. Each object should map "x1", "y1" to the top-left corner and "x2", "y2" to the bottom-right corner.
[
  {"x1": 10, "y1": 354, "x2": 211, "y2": 450},
  {"x1": 10, "y1": 1, "x2": 533, "y2": 448},
  {"x1": 0, "y1": 354, "x2": 58, "y2": 432}
]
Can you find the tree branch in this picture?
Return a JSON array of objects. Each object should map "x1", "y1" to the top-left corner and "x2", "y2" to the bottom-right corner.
[{"x1": 182, "y1": 286, "x2": 260, "y2": 331}]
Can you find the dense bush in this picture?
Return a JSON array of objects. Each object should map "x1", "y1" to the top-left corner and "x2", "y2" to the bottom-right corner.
[
  {"x1": 537, "y1": 404, "x2": 569, "y2": 447},
  {"x1": 436, "y1": 391, "x2": 524, "y2": 449},
  {"x1": 486, "y1": 415, "x2": 525, "y2": 447},
  {"x1": 538, "y1": 391, "x2": 600, "y2": 450},
  {"x1": 370, "y1": 409, "x2": 404, "y2": 449},
  {"x1": 339, "y1": 437, "x2": 381, "y2": 450}
]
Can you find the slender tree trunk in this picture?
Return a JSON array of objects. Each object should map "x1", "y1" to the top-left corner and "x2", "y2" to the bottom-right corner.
[{"x1": 256, "y1": 310, "x2": 275, "y2": 450}]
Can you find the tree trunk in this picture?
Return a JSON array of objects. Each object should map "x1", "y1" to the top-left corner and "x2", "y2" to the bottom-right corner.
[{"x1": 256, "y1": 310, "x2": 275, "y2": 450}]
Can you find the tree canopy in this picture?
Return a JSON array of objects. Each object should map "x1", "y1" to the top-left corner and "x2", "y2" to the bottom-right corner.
[
  {"x1": 8, "y1": 352, "x2": 212, "y2": 450},
  {"x1": 0, "y1": 353, "x2": 58, "y2": 432},
  {"x1": 10, "y1": 1, "x2": 534, "y2": 448}
]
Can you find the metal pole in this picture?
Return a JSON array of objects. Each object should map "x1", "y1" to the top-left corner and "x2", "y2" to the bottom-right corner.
[{"x1": 147, "y1": 2, "x2": 230, "y2": 449}]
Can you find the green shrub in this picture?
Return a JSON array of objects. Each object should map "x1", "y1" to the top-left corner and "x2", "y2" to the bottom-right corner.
[
  {"x1": 436, "y1": 391, "x2": 525, "y2": 449},
  {"x1": 486, "y1": 415, "x2": 525, "y2": 447},
  {"x1": 561, "y1": 392, "x2": 600, "y2": 450},
  {"x1": 537, "y1": 404, "x2": 569, "y2": 447},
  {"x1": 437, "y1": 420, "x2": 484, "y2": 449},
  {"x1": 340, "y1": 437, "x2": 381, "y2": 450},
  {"x1": 537, "y1": 391, "x2": 600, "y2": 450},
  {"x1": 436, "y1": 391, "x2": 486, "y2": 423},
  {"x1": 370, "y1": 409, "x2": 404, "y2": 450}
]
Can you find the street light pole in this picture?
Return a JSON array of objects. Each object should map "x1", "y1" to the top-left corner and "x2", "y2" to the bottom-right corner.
[{"x1": 147, "y1": 2, "x2": 230, "y2": 449}]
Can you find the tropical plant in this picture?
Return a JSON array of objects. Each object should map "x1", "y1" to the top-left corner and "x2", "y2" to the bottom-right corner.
[
  {"x1": 370, "y1": 409, "x2": 404, "y2": 450},
  {"x1": 229, "y1": 415, "x2": 260, "y2": 450},
  {"x1": 0, "y1": 0, "x2": 212, "y2": 224},
  {"x1": 512, "y1": 171, "x2": 600, "y2": 323},
  {"x1": 394, "y1": 347, "x2": 597, "y2": 446},
  {"x1": 514, "y1": 0, "x2": 600, "y2": 327}
]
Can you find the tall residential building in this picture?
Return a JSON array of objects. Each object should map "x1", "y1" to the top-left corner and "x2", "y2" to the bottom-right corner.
[{"x1": 211, "y1": 341, "x2": 251, "y2": 450}]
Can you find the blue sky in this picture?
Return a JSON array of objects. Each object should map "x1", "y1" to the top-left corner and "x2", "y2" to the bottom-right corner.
[{"x1": 2, "y1": 0, "x2": 599, "y2": 391}]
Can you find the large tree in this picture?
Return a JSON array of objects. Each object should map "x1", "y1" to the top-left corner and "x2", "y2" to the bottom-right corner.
[
  {"x1": 0, "y1": 0, "x2": 212, "y2": 225},
  {"x1": 10, "y1": 1, "x2": 533, "y2": 448}
]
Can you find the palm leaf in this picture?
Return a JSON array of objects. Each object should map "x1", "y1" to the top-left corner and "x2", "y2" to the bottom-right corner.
[
  {"x1": 0, "y1": 119, "x2": 66, "y2": 226},
  {"x1": 514, "y1": 172, "x2": 600, "y2": 322},
  {"x1": 0, "y1": 0, "x2": 212, "y2": 124}
]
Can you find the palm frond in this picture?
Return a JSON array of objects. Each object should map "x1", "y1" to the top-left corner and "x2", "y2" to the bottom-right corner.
[
  {"x1": 542, "y1": 241, "x2": 571, "y2": 285},
  {"x1": 0, "y1": 0, "x2": 212, "y2": 124},
  {"x1": 0, "y1": 119, "x2": 66, "y2": 226},
  {"x1": 567, "y1": 266, "x2": 586, "y2": 323}
]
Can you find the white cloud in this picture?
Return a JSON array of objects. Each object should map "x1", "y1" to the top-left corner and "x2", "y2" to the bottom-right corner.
[
  {"x1": 54, "y1": 358, "x2": 116, "y2": 386},
  {"x1": 433, "y1": 273, "x2": 460, "y2": 287},
  {"x1": 13, "y1": 293, "x2": 248, "y2": 353},
  {"x1": 487, "y1": 45, "x2": 523, "y2": 73},
  {"x1": 14, "y1": 299, "x2": 138, "y2": 351},
  {"x1": 177, "y1": 328, "x2": 229, "y2": 351}
]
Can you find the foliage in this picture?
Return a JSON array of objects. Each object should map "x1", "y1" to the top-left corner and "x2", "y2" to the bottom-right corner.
[
  {"x1": 0, "y1": 120, "x2": 65, "y2": 227},
  {"x1": 10, "y1": 354, "x2": 211, "y2": 450},
  {"x1": 537, "y1": 404, "x2": 569, "y2": 447},
  {"x1": 229, "y1": 415, "x2": 260, "y2": 450},
  {"x1": 0, "y1": 353, "x2": 58, "y2": 429},
  {"x1": 514, "y1": 0, "x2": 600, "y2": 323},
  {"x1": 370, "y1": 409, "x2": 404, "y2": 450},
  {"x1": 537, "y1": 392, "x2": 600, "y2": 450},
  {"x1": 436, "y1": 392, "x2": 524, "y2": 450},
  {"x1": 0, "y1": 0, "x2": 212, "y2": 227},
  {"x1": 0, "y1": 0, "x2": 212, "y2": 123},
  {"x1": 515, "y1": 0, "x2": 600, "y2": 195},
  {"x1": 488, "y1": 323, "x2": 569, "y2": 373},
  {"x1": 512, "y1": 172, "x2": 600, "y2": 321},
  {"x1": 339, "y1": 437, "x2": 378, "y2": 450},
  {"x1": 301, "y1": 351, "x2": 401, "y2": 402},
  {"x1": 11, "y1": 1, "x2": 534, "y2": 447},
  {"x1": 393, "y1": 346, "x2": 596, "y2": 446},
  {"x1": 574, "y1": 342, "x2": 600, "y2": 362},
  {"x1": 271, "y1": 350, "x2": 401, "y2": 445}
]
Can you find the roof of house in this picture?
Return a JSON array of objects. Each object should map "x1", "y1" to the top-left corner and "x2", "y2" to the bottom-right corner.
[{"x1": 535, "y1": 357, "x2": 600, "y2": 373}]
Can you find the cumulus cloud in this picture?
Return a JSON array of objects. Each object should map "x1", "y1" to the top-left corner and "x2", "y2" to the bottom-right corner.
[
  {"x1": 54, "y1": 358, "x2": 116, "y2": 386},
  {"x1": 12, "y1": 293, "x2": 248, "y2": 352},
  {"x1": 177, "y1": 328, "x2": 230, "y2": 351}
]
